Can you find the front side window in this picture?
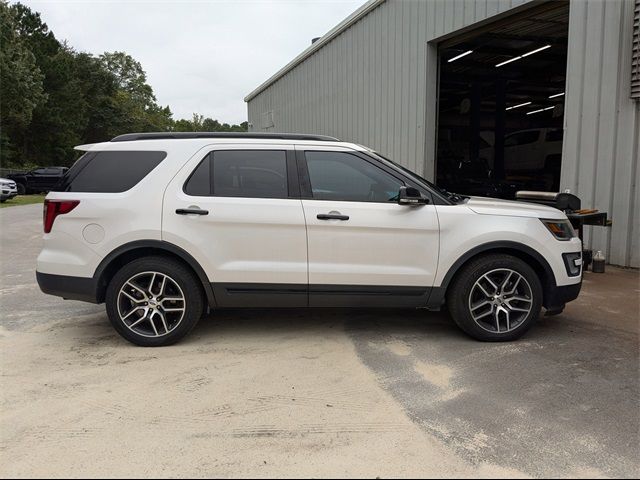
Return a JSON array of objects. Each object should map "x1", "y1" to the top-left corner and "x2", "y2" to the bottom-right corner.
[
  {"x1": 184, "y1": 150, "x2": 288, "y2": 198},
  {"x1": 305, "y1": 151, "x2": 403, "y2": 202}
]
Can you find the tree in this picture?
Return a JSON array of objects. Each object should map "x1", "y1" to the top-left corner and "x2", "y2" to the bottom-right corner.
[
  {"x1": 1, "y1": 2, "x2": 247, "y2": 168},
  {"x1": 0, "y1": 1, "x2": 46, "y2": 165}
]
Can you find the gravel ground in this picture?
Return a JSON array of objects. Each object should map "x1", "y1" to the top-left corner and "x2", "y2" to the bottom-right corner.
[{"x1": 1, "y1": 204, "x2": 638, "y2": 478}]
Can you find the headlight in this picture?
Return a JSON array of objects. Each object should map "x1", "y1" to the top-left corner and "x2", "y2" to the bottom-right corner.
[{"x1": 540, "y1": 219, "x2": 577, "y2": 241}]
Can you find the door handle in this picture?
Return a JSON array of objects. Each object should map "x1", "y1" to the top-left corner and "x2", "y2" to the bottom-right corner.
[
  {"x1": 176, "y1": 208, "x2": 209, "y2": 216},
  {"x1": 317, "y1": 213, "x2": 349, "y2": 221}
]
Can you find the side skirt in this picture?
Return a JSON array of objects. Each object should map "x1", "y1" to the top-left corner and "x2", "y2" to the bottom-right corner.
[{"x1": 211, "y1": 283, "x2": 434, "y2": 308}]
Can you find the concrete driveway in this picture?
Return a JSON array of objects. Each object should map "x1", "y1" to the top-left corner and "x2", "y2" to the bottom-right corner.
[{"x1": 1, "y1": 204, "x2": 638, "y2": 478}]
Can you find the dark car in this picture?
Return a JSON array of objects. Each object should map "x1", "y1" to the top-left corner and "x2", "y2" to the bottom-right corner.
[{"x1": 7, "y1": 167, "x2": 69, "y2": 194}]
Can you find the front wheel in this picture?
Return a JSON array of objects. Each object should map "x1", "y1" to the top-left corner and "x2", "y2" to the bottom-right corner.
[
  {"x1": 447, "y1": 254, "x2": 543, "y2": 341},
  {"x1": 105, "y1": 256, "x2": 205, "y2": 346}
]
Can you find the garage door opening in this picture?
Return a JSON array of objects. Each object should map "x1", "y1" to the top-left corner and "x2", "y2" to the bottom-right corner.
[{"x1": 435, "y1": 2, "x2": 569, "y2": 199}]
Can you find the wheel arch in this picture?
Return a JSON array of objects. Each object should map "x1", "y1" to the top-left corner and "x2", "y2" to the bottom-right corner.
[
  {"x1": 429, "y1": 241, "x2": 557, "y2": 310},
  {"x1": 94, "y1": 240, "x2": 216, "y2": 307}
]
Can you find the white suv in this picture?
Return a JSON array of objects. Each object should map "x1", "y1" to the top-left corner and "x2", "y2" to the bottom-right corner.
[{"x1": 36, "y1": 133, "x2": 582, "y2": 346}]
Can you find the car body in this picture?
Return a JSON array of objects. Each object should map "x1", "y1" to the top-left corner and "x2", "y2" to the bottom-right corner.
[
  {"x1": 7, "y1": 167, "x2": 69, "y2": 195},
  {"x1": 0, "y1": 177, "x2": 18, "y2": 202},
  {"x1": 36, "y1": 133, "x2": 582, "y2": 346}
]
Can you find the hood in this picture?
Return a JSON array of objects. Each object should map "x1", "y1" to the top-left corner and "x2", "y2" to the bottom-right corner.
[{"x1": 465, "y1": 196, "x2": 566, "y2": 219}]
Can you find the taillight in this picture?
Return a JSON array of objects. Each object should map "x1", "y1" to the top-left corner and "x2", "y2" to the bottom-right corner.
[{"x1": 43, "y1": 200, "x2": 79, "y2": 233}]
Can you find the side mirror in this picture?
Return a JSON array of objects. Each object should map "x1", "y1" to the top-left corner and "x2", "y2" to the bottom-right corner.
[{"x1": 398, "y1": 186, "x2": 429, "y2": 206}]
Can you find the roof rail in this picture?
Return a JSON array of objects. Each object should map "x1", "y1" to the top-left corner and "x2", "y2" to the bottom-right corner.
[{"x1": 110, "y1": 132, "x2": 340, "y2": 142}]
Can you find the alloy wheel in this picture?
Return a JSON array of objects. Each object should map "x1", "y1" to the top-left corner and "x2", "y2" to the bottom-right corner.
[
  {"x1": 117, "y1": 271, "x2": 186, "y2": 338},
  {"x1": 468, "y1": 268, "x2": 533, "y2": 333}
]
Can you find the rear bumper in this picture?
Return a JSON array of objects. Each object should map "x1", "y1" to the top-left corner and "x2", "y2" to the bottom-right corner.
[{"x1": 36, "y1": 271, "x2": 99, "y2": 303}]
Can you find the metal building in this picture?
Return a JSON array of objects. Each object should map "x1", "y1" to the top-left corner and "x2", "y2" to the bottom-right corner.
[{"x1": 245, "y1": 0, "x2": 640, "y2": 268}]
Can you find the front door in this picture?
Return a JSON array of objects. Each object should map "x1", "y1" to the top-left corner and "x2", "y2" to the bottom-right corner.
[
  {"x1": 163, "y1": 145, "x2": 308, "y2": 307},
  {"x1": 297, "y1": 147, "x2": 440, "y2": 307}
]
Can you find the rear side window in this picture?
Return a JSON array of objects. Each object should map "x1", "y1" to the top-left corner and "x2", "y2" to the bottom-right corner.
[
  {"x1": 59, "y1": 151, "x2": 166, "y2": 193},
  {"x1": 183, "y1": 150, "x2": 288, "y2": 198}
]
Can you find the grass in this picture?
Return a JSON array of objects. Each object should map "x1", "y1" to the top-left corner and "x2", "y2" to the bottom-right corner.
[{"x1": 0, "y1": 194, "x2": 46, "y2": 209}]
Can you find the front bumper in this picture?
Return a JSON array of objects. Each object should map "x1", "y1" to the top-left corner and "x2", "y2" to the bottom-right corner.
[
  {"x1": 544, "y1": 281, "x2": 582, "y2": 311},
  {"x1": 36, "y1": 271, "x2": 99, "y2": 303}
]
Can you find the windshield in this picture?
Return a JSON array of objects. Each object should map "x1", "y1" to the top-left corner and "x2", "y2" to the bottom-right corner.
[{"x1": 367, "y1": 150, "x2": 466, "y2": 203}]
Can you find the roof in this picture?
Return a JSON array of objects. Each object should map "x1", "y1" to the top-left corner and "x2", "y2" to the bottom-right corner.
[{"x1": 244, "y1": 0, "x2": 386, "y2": 102}]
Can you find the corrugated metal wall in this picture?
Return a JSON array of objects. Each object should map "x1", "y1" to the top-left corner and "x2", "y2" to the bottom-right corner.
[
  {"x1": 247, "y1": 0, "x2": 639, "y2": 267},
  {"x1": 247, "y1": 0, "x2": 532, "y2": 177},
  {"x1": 562, "y1": 0, "x2": 639, "y2": 267}
]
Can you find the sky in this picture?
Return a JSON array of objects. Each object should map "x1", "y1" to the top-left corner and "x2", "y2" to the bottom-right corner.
[{"x1": 22, "y1": 0, "x2": 364, "y2": 124}]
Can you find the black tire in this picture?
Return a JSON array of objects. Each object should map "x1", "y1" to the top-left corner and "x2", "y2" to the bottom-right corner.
[
  {"x1": 447, "y1": 254, "x2": 543, "y2": 342},
  {"x1": 16, "y1": 183, "x2": 26, "y2": 195},
  {"x1": 105, "y1": 256, "x2": 205, "y2": 347}
]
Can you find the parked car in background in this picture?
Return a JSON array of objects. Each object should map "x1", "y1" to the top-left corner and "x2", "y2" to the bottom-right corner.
[
  {"x1": 479, "y1": 128, "x2": 563, "y2": 172},
  {"x1": 7, "y1": 167, "x2": 68, "y2": 194},
  {"x1": 36, "y1": 132, "x2": 582, "y2": 347},
  {"x1": 0, "y1": 178, "x2": 18, "y2": 202}
]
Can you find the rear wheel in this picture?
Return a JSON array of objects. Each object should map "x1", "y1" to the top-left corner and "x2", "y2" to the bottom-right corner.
[
  {"x1": 105, "y1": 256, "x2": 204, "y2": 346},
  {"x1": 447, "y1": 254, "x2": 542, "y2": 341}
]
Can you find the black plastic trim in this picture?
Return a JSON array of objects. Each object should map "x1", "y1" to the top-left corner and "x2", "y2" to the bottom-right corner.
[
  {"x1": 545, "y1": 282, "x2": 581, "y2": 309},
  {"x1": 111, "y1": 132, "x2": 340, "y2": 142},
  {"x1": 427, "y1": 241, "x2": 560, "y2": 309},
  {"x1": 309, "y1": 284, "x2": 431, "y2": 307},
  {"x1": 93, "y1": 240, "x2": 217, "y2": 307},
  {"x1": 562, "y1": 252, "x2": 582, "y2": 277},
  {"x1": 212, "y1": 283, "x2": 432, "y2": 308},
  {"x1": 213, "y1": 283, "x2": 307, "y2": 308},
  {"x1": 37, "y1": 271, "x2": 99, "y2": 303}
]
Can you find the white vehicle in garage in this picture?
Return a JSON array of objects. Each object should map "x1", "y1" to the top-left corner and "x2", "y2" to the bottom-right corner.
[{"x1": 36, "y1": 133, "x2": 582, "y2": 346}]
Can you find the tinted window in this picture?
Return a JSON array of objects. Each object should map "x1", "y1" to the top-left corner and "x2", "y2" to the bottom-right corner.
[
  {"x1": 59, "y1": 151, "x2": 166, "y2": 193},
  {"x1": 504, "y1": 130, "x2": 540, "y2": 147},
  {"x1": 212, "y1": 150, "x2": 287, "y2": 198},
  {"x1": 184, "y1": 157, "x2": 211, "y2": 196},
  {"x1": 305, "y1": 151, "x2": 403, "y2": 202}
]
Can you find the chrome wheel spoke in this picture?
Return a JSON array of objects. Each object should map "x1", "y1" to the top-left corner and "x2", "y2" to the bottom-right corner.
[
  {"x1": 122, "y1": 291, "x2": 144, "y2": 304},
  {"x1": 160, "y1": 296, "x2": 183, "y2": 303},
  {"x1": 129, "y1": 311, "x2": 150, "y2": 329},
  {"x1": 148, "y1": 311, "x2": 159, "y2": 336},
  {"x1": 126, "y1": 281, "x2": 148, "y2": 299},
  {"x1": 159, "y1": 275, "x2": 167, "y2": 297},
  {"x1": 471, "y1": 300, "x2": 490, "y2": 311},
  {"x1": 473, "y1": 307, "x2": 494, "y2": 321},
  {"x1": 122, "y1": 306, "x2": 143, "y2": 321},
  {"x1": 477, "y1": 281, "x2": 494, "y2": 298}
]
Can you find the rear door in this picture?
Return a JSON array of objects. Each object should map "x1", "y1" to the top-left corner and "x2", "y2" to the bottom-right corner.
[
  {"x1": 296, "y1": 146, "x2": 440, "y2": 307},
  {"x1": 162, "y1": 144, "x2": 308, "y2": 307}
]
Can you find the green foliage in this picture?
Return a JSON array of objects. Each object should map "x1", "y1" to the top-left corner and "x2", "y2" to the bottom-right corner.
[{"x1": 0, "y1": 2, "x2": 247, "y2": 169}]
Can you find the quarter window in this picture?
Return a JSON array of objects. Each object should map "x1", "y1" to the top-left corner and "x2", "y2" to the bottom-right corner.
[
  {"x1": 58, "y1": 151, "x2": 166, "y2": 193},
  {"x1": 304, "y1": 151, "x2": 403, "y2": 202}
]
